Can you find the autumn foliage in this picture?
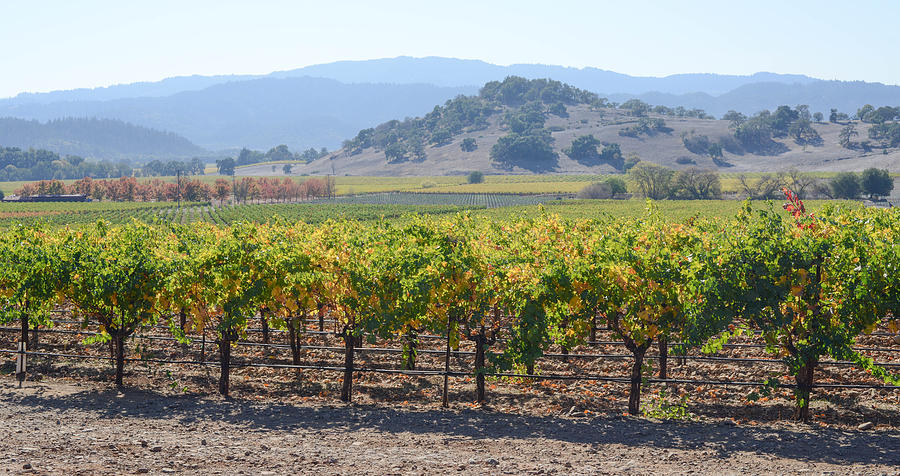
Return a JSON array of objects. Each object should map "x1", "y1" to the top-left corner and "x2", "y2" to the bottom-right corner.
[{"x1": 13, "y1": 176, "x2": 336, "y2": 203}]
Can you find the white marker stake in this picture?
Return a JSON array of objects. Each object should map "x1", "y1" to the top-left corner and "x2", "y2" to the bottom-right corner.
[{"x1": 16, "y1": 341, "x2": 26, "y2": 387}]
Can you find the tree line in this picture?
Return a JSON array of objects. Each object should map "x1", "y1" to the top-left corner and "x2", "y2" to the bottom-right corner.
[
  {"x1": 0, "y1": 146, "x2": 134, "y2": 182},
  {"x1": 575, "y1": 163, "x2": 894, "y2": 201},
  {"x1": 12, "y1": 176, "x2": 336, "y2": 203},
  {"x1": 214, "y1": 145, "x2": 329, "y2": 176}
]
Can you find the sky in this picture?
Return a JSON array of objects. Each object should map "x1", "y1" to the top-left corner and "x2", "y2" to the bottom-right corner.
[{"x1": 1, "y1": 0, "x2": 899, "y2": 98}]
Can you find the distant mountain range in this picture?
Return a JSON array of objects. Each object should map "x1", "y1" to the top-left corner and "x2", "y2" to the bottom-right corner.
[
  {"x1": 1, "y1": 77, "x2": 473, "y2": 153},
  {"x1": 0, "y1": 117, "x2": 205, "y2": 160},
  {"x1": 2, "y1": 56, "x2": 900, "y2": 160}
]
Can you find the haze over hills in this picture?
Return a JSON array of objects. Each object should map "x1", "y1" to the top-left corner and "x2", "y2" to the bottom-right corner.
[
  {"x1": 2, "y1": 74, "x2": 261, "y2": 106},
  {"x1": 3, "y1": 57, "x2": 900, "y2": 160},
  {"x1": 0, "y1": 117, "x2": 205, "y2": 161},
  {"x1": 273, "y1": 57, "x2": 820, "y2": 96},
  {"x1": 2, "y1": 56, "x2": 820, "y2": 104},
  {"x1": 2, "y1": 78, "x2": 475, "y2": 153}
]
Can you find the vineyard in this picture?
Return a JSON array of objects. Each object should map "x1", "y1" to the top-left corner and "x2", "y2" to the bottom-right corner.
[
  {"x1": 2, "y1": 191, "x2": 899, "y2": 426},
  {"x1": 168, "y1": 202, "x2": 475, "y2": 226},
  {"x1": 0, "y1": 201, "x2": 204, "y2": 227},
  {"x1": 309, "y1": 192, "x2": 567, "y2": 207},
  {"x1": 0, "y1": 196, "x2": 864, "y2": 229}
]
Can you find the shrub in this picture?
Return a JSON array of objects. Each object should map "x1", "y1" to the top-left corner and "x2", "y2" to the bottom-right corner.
[
  {"x1": 460, "y1": 138, "x2": 477, "y2": 152},
  {"x1": 467, "y1": 171, "x2": 484, "y2": 184},
  {"x1": 717, "y1": 135, "x2": 744, "y2": 155},
  {"x1": 604, "y1": 176, "x2": 627, "y2": 197},
  {"x1": 577, "y1": 181, "x2": 614, "y2": 199},
  {"x1": 681, "y1": 132, "x2": 712, "y2": 155},
  {"x1": 563, "y1": 135, "x2": 601, "y2": 163},
  {"x1": 577, "y1": 178, "x2": 627, "y2": 199}
]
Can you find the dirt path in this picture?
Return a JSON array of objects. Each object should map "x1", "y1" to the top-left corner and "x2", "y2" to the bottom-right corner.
[{"x1": 2, "y1": 379, "x2": 899, "y2": 475}]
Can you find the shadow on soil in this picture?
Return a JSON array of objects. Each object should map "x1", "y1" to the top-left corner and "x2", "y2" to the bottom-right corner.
[{"x1": 2, "y1": 380, "x2": 898, "y2": 467}]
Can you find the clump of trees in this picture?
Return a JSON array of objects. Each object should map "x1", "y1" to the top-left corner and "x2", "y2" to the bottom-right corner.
[
  {"x1": 563, "y1": 135, "x2": 624, "y2": 169},
  {"x1": 857, "y1": 105, "x2": 899, "y2": 124},
  {"x1": 0, "y1": 147, "x2": 133, "y2": 181},
  {"x1": 829, "y1": 168, "x2": 894, "y2": 200},
  {"x1": 860, "y1": 168, "x2": 894, "y2": 199},
  {"x1": 729, "y1": 105, "x2": 822, "y2": 154},
  {"x1": 213, "y1": 145, "x2": 329, "y2": 176},
  {"x1": 479, "y1": 76, "x2": 601, "y2": 107},
  {"x1": 490, "y1": 130, "x2": 557, "y2": 172},
  {"x1": 235, "y1": 145, "x2": 328, "y2": 167},
  {"x1": 491, "y1": 97, "x2": 564, "y2": 172},
  {"x1": 626, "y1": 163, "x2": 722, "y2": 200},
  {"x1": 618, "y1": 117, "x2": 672, "y2": 137},
  {"x1": 139, "y1": 158, "x2": 205, "y2": 177},
  {"x1": 620, "y1": 100, "x2": 711, "y2": 119},
  {"x1": 829, "y1": 108, "x2": 850, "y2": 123},
  {"x1": 867, "y1": 122, "x2": 900, "y2": 149},
  {"x1": 651, "y1": 104, "x2": 712, "y2": 119},
  {"x1": 12, "y1": 176, "x2": 337, "y2": 203},
  {"x1": 681, "y1": 131, "x2": 728, "y2": 164}
]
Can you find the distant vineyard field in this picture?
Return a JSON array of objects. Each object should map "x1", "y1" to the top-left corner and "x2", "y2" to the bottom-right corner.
[
  {"x1": 309, "y1": 192, "x2": 568, "y2": 207},
  {"x1": 0, "y1": 202, "x2": 202, "y2": 227},
  {"x1": 474, "y1": 198, "x2": 864, "y2": 222},
  {"x1": 0, "y1": 195, "x2": 865, "y2": 228},
  {"x1": 165, "y1": 203, "x2": 474, "y2": 225}
]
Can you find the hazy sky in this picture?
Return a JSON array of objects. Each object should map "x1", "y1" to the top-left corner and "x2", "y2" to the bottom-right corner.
[{"x1": 2, "y1": 0, "x2": 898, "y2": 98}]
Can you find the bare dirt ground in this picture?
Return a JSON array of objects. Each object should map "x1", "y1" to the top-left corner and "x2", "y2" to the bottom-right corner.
[
  {"x1": 2, "y1": 377, "x2": 900, "y2": 476},
  {"x1": 2, "y1": 317, "x2": 900, "y2": 475}
]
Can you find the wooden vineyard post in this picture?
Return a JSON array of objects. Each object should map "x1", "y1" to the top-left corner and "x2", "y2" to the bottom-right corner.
[
  {"x1": 260, "y1": 310, "x2": 270, "y2": 345},
  {"x1": 339, "y1": 329, "x2": 355, "y2": 402},
  {"x1": 442, "y1": 323, "x2": 451, "y2": 408},
  {"x1": 200, "y1": 331, "x2": 206, "y2": 362}
]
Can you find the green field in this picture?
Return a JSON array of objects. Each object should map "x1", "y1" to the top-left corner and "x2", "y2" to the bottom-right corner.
[
  {"x1": 0, "y1": 201, "x2": 204, "y2": 227},
  {"x1": 0, "y1": 196, "x2": 864, "y2": 228},
  {"x1": 473, "y1": 198, "x2": 862, "y2": 222},
  {"x1": 1, "y1": 172, "x2": 868, "y2": 198}
]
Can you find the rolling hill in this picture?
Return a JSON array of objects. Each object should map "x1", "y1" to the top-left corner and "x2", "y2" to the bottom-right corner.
[{"x1": 281, "y1": 78, "x2": 900, "y2": 176}]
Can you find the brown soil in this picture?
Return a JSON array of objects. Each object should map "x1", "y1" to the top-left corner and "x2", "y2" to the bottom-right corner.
[
  {"x1": 2, "y1": 319, "x2": 900, "y2": 474},
  {"x1": 2, "y1": 378, "x2": 899, "y2": 475},
  {"x1": 0, "y1": 316, "x2": 900, "y2": 474}
]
